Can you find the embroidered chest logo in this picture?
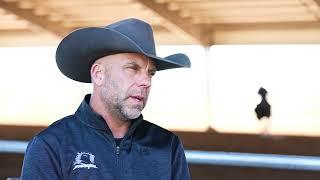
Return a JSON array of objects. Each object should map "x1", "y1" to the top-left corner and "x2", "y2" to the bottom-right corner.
[{"x1": 73, "y1": 152, "x2": 98, "y2": 170}]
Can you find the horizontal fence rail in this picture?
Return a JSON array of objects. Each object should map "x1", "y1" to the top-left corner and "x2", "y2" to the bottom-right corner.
[
  {"x1": 1, "y1": 140, "x2": 320, "y2": 171},
  {"x1": 0, "y1": 140, "x2": 28, "y2": 154},
  {"x1": 186, "y1": 150, "x2": 320, "y2": 171}
]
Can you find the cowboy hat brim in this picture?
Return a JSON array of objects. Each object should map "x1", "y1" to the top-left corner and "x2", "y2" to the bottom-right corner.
[{"x1": 56, "y1": 27, "x2": 191, "y2": 83}]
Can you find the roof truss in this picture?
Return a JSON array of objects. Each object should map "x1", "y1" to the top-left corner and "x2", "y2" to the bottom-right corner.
[
  {"x1": 0, "y1": 0, "x2": 69, "y2": 37},
  {"x1": 136, "y1": 0, "x2": 212, "y2": 45}
]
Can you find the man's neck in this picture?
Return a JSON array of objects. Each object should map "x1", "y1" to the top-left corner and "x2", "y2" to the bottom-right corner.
[{"x1": 89, "y1": 93, "x2": 131, "y2": 138}]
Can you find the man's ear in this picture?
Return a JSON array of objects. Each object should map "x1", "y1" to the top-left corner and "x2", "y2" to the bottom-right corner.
[{"x1": 90, "y1": 63, "x2": 104, "y2": 86}]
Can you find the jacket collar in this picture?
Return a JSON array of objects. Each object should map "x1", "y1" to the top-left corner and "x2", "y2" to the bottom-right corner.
[{"x1": 75, "y1": 94, "x2": 143, "y2": 137}]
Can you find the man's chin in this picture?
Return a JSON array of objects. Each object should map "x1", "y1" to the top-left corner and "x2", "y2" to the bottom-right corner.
[
  {"x1": 125, "y1": 114, "x2": 141, "y2": 120},
  {"x1": 122, "y1": 109, "x2": 142, "y2": 120}
]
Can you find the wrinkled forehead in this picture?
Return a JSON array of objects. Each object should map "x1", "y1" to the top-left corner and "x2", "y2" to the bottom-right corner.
[
  {"x1": 126, "y1": 53, "x2": 156, "y2": 68},
  {"x1": 97, "y1": 53, "x2": 156, "y2": 70}
]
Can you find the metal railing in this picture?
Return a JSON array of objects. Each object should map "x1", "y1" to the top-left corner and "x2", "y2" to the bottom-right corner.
[
  {"x1": 186, "y1": 150, "x2": 320, "y2": 171},
  {"x1": 2, "y1": 140, "x2": 320, "y2": 171},
  {"x1": 0, "y1": 140, "x2": 27, "y2": 154}
]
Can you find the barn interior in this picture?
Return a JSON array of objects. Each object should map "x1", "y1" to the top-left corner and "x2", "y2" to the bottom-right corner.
[{"x1": 1, "y1": 0, "x2": 320, "y2": 179}]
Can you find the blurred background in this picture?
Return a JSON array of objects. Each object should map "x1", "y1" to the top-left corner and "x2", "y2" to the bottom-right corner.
[{"x1": 1, "y1": 0, "x2": 320, "y2": 179}]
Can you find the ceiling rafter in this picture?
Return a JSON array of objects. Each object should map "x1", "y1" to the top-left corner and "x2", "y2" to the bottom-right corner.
[
  {"x1": 313, "y1": 0, "x2": 320, "y2": 7},
  {"x1": 0, "y1": 0, "x2": 70, "y2": 37},
  {"x1": 300, "y1": 0, "x2": 320, "y2": 19},
  {"x1": 311, "y1": 0, "x2": 320, "y2": 19},
  {"x1": 135, "y1": 0, "x2": 212, "y2": 46},
  {"x1": 211, "y1": 21, "x2": 320, "y2": 30}
]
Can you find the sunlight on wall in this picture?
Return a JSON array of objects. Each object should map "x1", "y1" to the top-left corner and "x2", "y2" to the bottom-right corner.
[
  {"x1": 1, "y1": 45, "x2": 320, "y2": 136},
  {"x1": 209, "y1": 45, "x2": 320, "y2": 136},
  {"x1": 143, "y1": 45, "x2": 210, "y2": 132},
  {"x1": 0, "y1": 47, "x2": 89, "y2": 126},
  {"x1": 0, "y1": 46, "x2": 209, "y2": 132}
]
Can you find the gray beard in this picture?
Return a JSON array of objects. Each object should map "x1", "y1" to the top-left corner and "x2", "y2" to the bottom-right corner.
[
  {"x1": 120, "y1": 105, "x2": 142, "y2": 120},
  {"x1": 106, "y1": 97, "x2": 143, "y2": 122},
  {"x1": 101, "y1": 76, "x2": 145, "y2": 121},
  {"x1": 116, "y1": 99, "x2": 143, "y2": 121}
]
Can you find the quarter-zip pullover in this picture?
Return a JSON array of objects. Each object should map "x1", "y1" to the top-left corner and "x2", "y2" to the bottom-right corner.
[{"x1": 21, "y1": 95, "x2": 190, "y2": 180}]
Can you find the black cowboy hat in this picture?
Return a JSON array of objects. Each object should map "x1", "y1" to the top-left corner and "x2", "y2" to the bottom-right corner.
[{"x1": 56, "y1": 18, "x2": 191, "y2": 83}]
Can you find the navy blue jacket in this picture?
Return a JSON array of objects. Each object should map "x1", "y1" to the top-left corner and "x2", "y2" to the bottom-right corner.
[{"x1": 21, "y1": 95, "x2": 190, "y2": 180}]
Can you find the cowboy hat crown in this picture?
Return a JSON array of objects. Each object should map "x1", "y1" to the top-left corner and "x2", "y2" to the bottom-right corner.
[{"x1": 56, "y1": 18, "x2": 191, "y2": 83}]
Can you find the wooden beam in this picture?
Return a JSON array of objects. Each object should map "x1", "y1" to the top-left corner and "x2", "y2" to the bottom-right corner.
[
  {"x1": 194, "y1": 20, "x2": 320, "y2": 44},
  {"x1": 136, "y1": 0, "x2": 211, "y2": 45},
  {"x1": 211, "y1": 21, "x2": 320, "y2": 30},
  {"x1": 0, "y1": 0, "x2": 70, "y2": 37},
  {"x1": 213, "y1": 26, "x2": 320, "y2": 44},
  {"x1": 35, "y1": 4, "x2": 144, "y2": 13},
  {"x1": 0, "y1": 20, "x2": 29, "y2": 29},
  {"x1": 312, "y1": 0, "x2": 320, "y2": 7},
  {"x1": 156, "y1": 0, "x2": 203, "y2": 3},
  {"x1": 181, "y1": 6, "x2": 310, "y2": 17},
  {"x1": 302, "y1": 0, "x2": 320, "y2": 19},
  {"x1": 0, "y1": 30, "x2": 58, "y2": 46},
  {"x1": 168, "y1": 0, "x2": 301, "y2": 9},
  {"x1": 62, "y1": 16, "x2": 164, "y2": 28},
  {"x1": 155, "y1": 32, "x2": 196, "y2": 45},
  {"x1": 26, "y1": 0, "x2": 134, "y2": 8},
  {"x1": 192, "y1": 14, "x2": 316, "y2": 24}
]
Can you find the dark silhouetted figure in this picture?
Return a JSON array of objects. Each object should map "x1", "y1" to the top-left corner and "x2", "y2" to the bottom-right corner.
[
  {"x1": 255, "y1": 87, "x2": 271, "y2": 119},
  {"x1": 255, "y1": 87, "x2": 271, "y2": 135}
]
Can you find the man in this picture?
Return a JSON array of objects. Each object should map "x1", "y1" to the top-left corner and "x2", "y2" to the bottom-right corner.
[{"x1": 21, "y1": 18, "x2": 191, "y2": 180}]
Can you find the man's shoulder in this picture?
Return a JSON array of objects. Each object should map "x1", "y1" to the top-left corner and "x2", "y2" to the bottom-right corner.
[
  {"x1": 140, "y1": 120, "x2": 178, "y2": 138},
  {"x1": 36, "y1": 114, "x2": 78, "y2": 141}
]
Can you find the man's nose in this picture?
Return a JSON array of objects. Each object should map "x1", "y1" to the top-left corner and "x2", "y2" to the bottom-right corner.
[{"x1": 138, "y1": 72, "x2": 152, "y2": 88}]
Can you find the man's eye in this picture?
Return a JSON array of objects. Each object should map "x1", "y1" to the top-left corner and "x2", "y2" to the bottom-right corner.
[
  {"x1": 149, "y1": 71, "x2": 156, "y2": 76},
  {"x1": 127, "y1": 66, "x2": 138, "y2": 71}
]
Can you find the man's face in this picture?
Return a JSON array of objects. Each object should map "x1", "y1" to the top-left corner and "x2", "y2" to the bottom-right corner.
[{"x1": 96, "y1": 53, "x2": 156, "y2": 121}]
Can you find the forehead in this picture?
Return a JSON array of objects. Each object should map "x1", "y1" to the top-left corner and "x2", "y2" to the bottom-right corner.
[{"x1": 99, "y1": 53, "x2": 156, "y2": 69}]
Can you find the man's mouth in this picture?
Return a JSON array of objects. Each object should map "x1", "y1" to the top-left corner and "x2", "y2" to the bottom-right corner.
[{"x1": 130, "y1": 96, "x2": 144, "y2": 102}]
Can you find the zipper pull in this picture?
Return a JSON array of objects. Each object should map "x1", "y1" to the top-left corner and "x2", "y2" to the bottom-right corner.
[{"x1": 116, "y1": 146, "x2": 120, "y2": 155}]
